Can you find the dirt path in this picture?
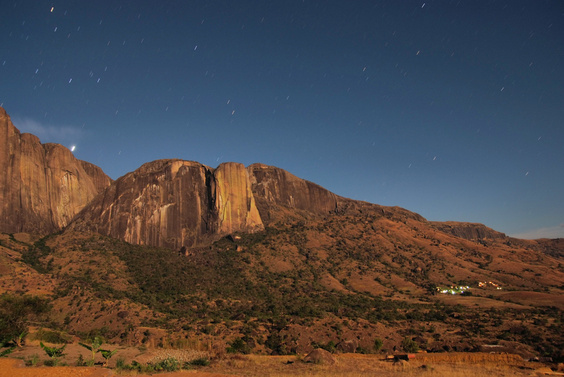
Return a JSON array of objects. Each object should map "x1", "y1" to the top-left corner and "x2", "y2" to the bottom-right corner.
[{"x1": 0, "y1": 359, "x2": 237, "y2": 377}]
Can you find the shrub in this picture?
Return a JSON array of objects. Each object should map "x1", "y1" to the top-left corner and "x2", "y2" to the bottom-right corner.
[
  {"x1": 401, "y1": 337, "x2": 419, "y2": 353},
  {"x1": 374, "y1": 338, "x2": 384, "y2": 352},
  {"x1": 227, "y1": 337, "x2": 251, "y2": 354},
  {"x1": 189, "y1": 357, "x2": 210, "y2": 366},
  {"x1": 33, "y1": 329, "x2": 70, "y2": 344},
  {"x1": 24, "y1": 354, "x2": 40, "y2": 366},
  {"x1": 158, "y1": 357, "x2": 180, "y2": 372},
  {"x1": 40, "y1": 342, "x2": 66, "y2": 359},
  {"x1": 115, "y1": 357, "x2": 126, "y2": 369},
  {"x1": 0, "y1": 294, "x2": 50, "y2": 345}
]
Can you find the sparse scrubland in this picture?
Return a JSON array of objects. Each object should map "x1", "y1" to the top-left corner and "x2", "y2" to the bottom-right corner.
[{"x1": 1, "y1": 205, "x2": 563, "y2": 375}]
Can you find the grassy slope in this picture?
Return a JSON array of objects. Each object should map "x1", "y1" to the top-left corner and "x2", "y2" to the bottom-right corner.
[{"x1": 0, "y1": 203, "x2": 563, "y2": 360}]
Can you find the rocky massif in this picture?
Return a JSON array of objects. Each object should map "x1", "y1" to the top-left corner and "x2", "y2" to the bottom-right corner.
[
  {"x1": 70, "y1": 160, "x2": 344, "y2": 249},
  {"x1": 1, "y1": 106, "x2": 563, "y2": 359},
  {"x1": 0, "y1": 105, "x2": 559, "y2": 252},
  {"x1": 70, "y1": 159, "x2": 264, "y2": 249},
  {"x1": 0, "y1": 107, "x2": 111, "y2": 235}
]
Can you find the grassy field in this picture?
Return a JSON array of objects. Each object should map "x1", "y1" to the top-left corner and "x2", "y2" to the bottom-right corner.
[{"x1": 192, "y1": 353, "x2": 546, "y2": 377}]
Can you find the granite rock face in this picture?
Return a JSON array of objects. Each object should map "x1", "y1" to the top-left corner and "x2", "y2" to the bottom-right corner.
[
  {"x1": 247, "y1": 163, "x2": 339, "y2": 221},
  {"x1": 71, "y1": 160, "x2": 264, "y2": 249},
  {"x1": 0, "y1": 107, "x2": 111, "y2": 234},
  {"x1": 215, "y1": 162, "x2": 263, "y2": 235},
  {"x1": 431, "y1": 221, "x2": 507, "y2": 241},
  {"x1": 71, "y1": 161, "x2": 345, "y2": 249}
]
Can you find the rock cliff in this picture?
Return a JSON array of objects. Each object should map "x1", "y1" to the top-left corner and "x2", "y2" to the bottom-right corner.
[
  {"x1": 0, "y1": 107, "x2": 111, "y2": 234},
  {"x1": 247, "y1": 163, "x2": 339, "y2": 222},
  {"x1": 70, "y1": 160, "x2": 347, "y2": 249},
  {"x1": 431, "y1": 221, "x2": 507, "y2": 241},
  {"x1": 71, "y1": 159, "x2": 264, "y2": 249}
]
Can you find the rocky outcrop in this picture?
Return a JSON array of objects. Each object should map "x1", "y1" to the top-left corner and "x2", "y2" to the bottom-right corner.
[
  {"x1": 431, "y1": 221, "x2": 507, "y2": 241},
  {"x1": 215, "y1": 162, "x2": 263, "y2": 234},
  {"x1": 0, "y1": 107, "x2": 111, "y2": 234},
  {"x1": 71, "y1": 160, "x2": 264, "y2": 249},
  {"x1": 71, "y1": 161, "x2": 347, "y2": 249},
  {"x1": 247, "y1": 163, "x2": 339, "y2": 222}
]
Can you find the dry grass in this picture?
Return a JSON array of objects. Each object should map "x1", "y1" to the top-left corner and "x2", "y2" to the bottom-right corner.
[
  {"x1": 135, "y1": 348, "x2": 210, "y2": 365},
  {"x1": 200, "y1": 353, "x2": 541, "y2": 377}
]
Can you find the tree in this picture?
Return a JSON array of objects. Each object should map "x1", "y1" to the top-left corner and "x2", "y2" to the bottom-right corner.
[
  {"x1": 0, "y1": 294, "x2": 50, "y2": 346},
  {"x1": 401, "y1": 337, "x2": 419, "y2": 353}
]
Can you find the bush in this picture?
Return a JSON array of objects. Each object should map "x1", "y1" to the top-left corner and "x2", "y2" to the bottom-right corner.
[
  {"x1": 115, "y1": 357, "x2": 126, "y2": 369},
  {"x1": 227, "y1": 337, "x2": 251, "y2": 354},
  {"x1": 158, "y1": 357, "x2": 180, "y2": 372},
  {"x1": 401, "y1": 337, "x2": 419, "y2": 353},
  {"x1": 189, "y1": 357, "x2": 210, "y2": 366},
  {"x1": 0, "y1": 294, "x2": 50, "y2": 345},
  {"x1": 40, "y1": 342, "x2": 66, "y2": 358},
  {"x1": 33, "y1": 329, "x2": 70, "y2": 344},
  {"x1": 374, "y1": 338, "x2": 384, "y2": 352}
]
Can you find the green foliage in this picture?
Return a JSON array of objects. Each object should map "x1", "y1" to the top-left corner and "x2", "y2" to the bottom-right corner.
[
  {"x1": 0, "y1": 345, "x2": 15, "y2": 357},
  {"x1": 79, "y1": 336, "x2": 103, "y2": 363},
  {"x1": 227, "y1": 337, "x2": 251, "y2": 354},
  {"x1": 158, "y1": 357, "x2": 180, "y2": 372},
  {"x1": 373, "y1": 338, "x2": 384, "y2": 352},
  {"x1": 312, "y1": 340, "x2": 336, "y2": 353},
  {"x1": 188, "y1": 357, "x2": 210, "y2": 366},
  {"x1": 75, "y1": 354, "x2": 86, "y2": 366},
  {"x1": 265, "y1": 332, "x2": 291, "y2": 355},
  {"x1": 401, "y1": 337, "x2": 419, "y2": 353},
  {"x1": 21, "y1": 237, "x2": 54, "y2": 273},
  {"x1": 43, "y1": 359, "x2": 57, "y2": 367},
  {"x1": 40, "y1": 342, "x2": 66, "y2": 358},
  {"x1": 24, "y1": 353, "x2": 40, "y2": 366},
  {"x1": 0, "y1": 294, "x2": 50, "y2": 345},
  {"x1": 99, "y1": 348, "x2": 118, "y2": 365},
  {"x1": 115, "y1": 357, "x2": 126, "y2": 369},
  {"x1": 33, "y1": 329, "x2": 70, "y2": 344},
  {"x1": 121, "y1": 358, "x2": 181, "y2": 373}
]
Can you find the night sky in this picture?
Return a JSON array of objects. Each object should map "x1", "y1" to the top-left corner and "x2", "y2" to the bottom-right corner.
[{"x1": 1, "y1": 1, "x2": 563, "y2": 239}]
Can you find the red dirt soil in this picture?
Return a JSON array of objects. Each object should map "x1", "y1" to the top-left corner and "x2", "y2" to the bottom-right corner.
[{"x1": 0, "y1": 359, "x2": 236, "y2": 377}]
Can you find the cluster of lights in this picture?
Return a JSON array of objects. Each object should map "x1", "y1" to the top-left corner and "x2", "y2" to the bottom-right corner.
[{"x1": 436, "y1": 285, "x2": 470, "y2": 295}]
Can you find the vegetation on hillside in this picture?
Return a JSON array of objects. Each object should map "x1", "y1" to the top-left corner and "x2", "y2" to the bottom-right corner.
[{"x1": 4, "y1": 207, "x2": 564, "y2": 361}]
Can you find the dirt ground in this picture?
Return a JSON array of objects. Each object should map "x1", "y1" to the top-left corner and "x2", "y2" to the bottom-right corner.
[
  {"x1": 0, "y1": 358, "x2": 235, "y2": 377},
  {"x1": 1, "y1": 351, "x2": 558, "y2": 377}
]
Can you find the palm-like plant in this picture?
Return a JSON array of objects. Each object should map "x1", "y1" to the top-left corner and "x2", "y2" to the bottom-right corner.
[
  {"x1": 99, "y1": 348, "x2": 118, "y2": 366},
  {"x1": 79, "y1": 336, "x2": 103, "y2": 365},
  {"x1": 39, "y1": 342, "x2": 66, "y2": 358}
]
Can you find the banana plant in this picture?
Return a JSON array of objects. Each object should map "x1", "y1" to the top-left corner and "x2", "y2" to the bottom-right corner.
[
  {"x1": 78, "y1": 336, "x2": 103, "y2": 364},
  {"x1": 14, "y1": 331, "x2": 28, "y2": 347},
  {"x1": 0, "y1": 345, "x2": 16, "y2": 357},
  {"x1": 99, "y1": 348, "x2": 118, "y2": 366},
  {"x1": 39, "y1": 342, "x2": 66, "y2": 358}
]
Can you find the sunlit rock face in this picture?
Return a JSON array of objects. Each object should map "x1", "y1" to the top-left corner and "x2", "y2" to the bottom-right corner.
[
  {"x1": 0, "y1": 107, "x2": 111, "y2": 234},
  {"x1": 214, "y1": 162, "x2": 263, "y2": 235},
  {"x1": 247, "y1": 163, "x2": 339, "y2": 222},
  {"x1": 431, "y1": 221, "x2": 507, "y2": 241},
  {"x1": 71, "y1": 160, "x2": 344, "y2": 250},
  {"x1": 71, "y1": 159, "x2": 265, "y2": 249}
]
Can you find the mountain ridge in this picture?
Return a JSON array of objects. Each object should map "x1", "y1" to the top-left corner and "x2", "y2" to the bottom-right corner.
[
  {"x1": 0, "y1": 107, "x2": 111, "y2": 234},
  {"x1": 0, "y1": 105, "x2": 558, "y2": 247},
  {"x1": 1, "y1": 106, "x2": 563, "y2": 359}
]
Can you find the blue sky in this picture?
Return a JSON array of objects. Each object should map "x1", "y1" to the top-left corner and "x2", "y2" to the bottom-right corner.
[{"x1": 1, "y1": 0, "x2": 563, "y2": 238}]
